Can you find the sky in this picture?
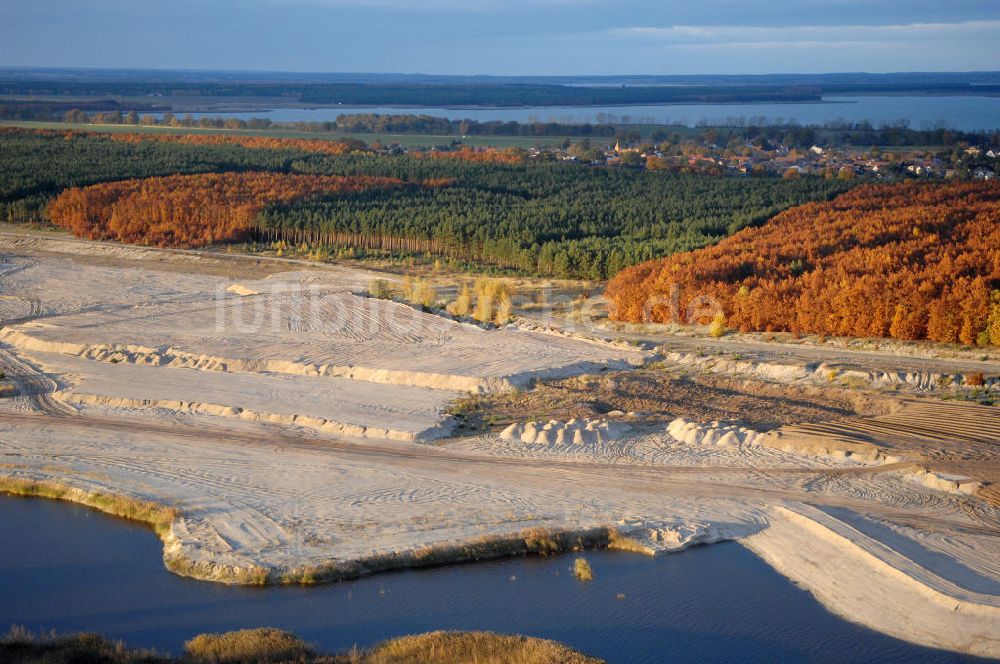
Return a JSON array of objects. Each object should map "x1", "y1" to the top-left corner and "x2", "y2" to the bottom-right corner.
[{"x1": 2, "y1": 0, "x2": 999, "y2": 75}]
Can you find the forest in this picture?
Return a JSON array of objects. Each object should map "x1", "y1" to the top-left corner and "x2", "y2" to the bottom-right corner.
[
  {"x1": 257, "y1": 153, "x2": 849, "y2": 279},
  {"x1": 0, "y1": 129, "x2": 337, "y2": 221},
  {"x1": 48, "y1": 172, "x2": 404, "y2": 247},
  {"x1": 606, "y1": 181, "x2": 1000, "y2": 346},
  {"x1": 1, "y1": 128, "x2": 849, "y2": 279}
]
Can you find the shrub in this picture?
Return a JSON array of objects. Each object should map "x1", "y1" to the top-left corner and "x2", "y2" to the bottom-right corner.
[
  {"x1": 412, "y1": 279, "x2": 438, "y2": 309},
  {"x1": 708, "y1": 312, "x2": 727, "y2": 338},
  {"x1": 474, "y1": 277, "x2": 514, "y2": 303},
  {"x1": 495, "y1": 292, "x2": 514, "y2": 326},
  {"x1": 184, "y1": 628, "x2": 312, "y2": 663},
  {"x1": 447, "y1": 283, "x2": 473, "y2": 317},
  {"x1": 0, "y1": 628, "x2": 163, "y2": 664},
  {"x1": 966, "y1": 371, "x2": 986, "y2": 387},
  {"x1": 573, "y1": 557, "x2": 594, "y2": 581},
  {"x1": 473, "y1": 293, "x2": 494, "y2": 324},
  {"x1": 368, "y1": 631, "x2": 603, "y2": 664},
  {"x1": 368, "y1": 279, "x2": 392, "y2": 300}
]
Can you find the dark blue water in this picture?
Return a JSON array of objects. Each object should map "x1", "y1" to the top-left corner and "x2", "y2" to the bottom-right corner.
[
  {"x1": 159, "y1": 96, "x2": 1000, "y2": 132},
  {"x1": 0, "y1": 495, "x2": 986, "y2": 663}
]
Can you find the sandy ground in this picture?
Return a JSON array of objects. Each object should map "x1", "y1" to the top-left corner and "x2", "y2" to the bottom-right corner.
[{"x1": 1, "y1": 234, "x2": 1000, "y2": 657}]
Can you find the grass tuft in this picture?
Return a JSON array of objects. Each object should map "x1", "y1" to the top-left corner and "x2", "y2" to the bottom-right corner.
[
  {"x1": 184, "y1": 628, "x2": 312, "y2": 663},
  {"x1": 573, "y1": 557, "x2": 594, "y2": 581}
]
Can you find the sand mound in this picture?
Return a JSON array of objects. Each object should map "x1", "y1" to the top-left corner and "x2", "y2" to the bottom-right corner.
[
  {"x1": 225, "y1": 284, "x2": 260, "y2": 297},
  {"x1": 897, "y1": 468, "x2": 983, "y2": 496},
  {"x1": 499, "y1": 418, "x2": 631, "y2": 445},
  {"x1": 666, "y1": 417, "x2": 763, "y2": 447},
  {"x1": 614, "y1": 518, "x2": 747, "y2": 554}
]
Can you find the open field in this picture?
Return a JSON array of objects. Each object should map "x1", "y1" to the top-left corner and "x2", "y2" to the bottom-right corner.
[{"x1": 1, "y1": 233, "x2": 1000, "y2": 657}]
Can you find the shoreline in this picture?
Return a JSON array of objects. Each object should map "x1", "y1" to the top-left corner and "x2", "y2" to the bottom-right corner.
[
  {"x1": 3, "y1": 472, "x2": 999, "y2": 658},
  {"x1": 0, "y1": 475, "x2": 658, "y2": 587}
]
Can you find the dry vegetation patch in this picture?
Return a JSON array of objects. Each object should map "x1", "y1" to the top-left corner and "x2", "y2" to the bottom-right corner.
[
  {"x1": 0, "y1": 476, "x2": 177, "y2": 536},
  {"x1": 1, "y1": 628, "x2": 602, "y2": 664},
  {"x1": 185, "y1": 628, "x2": 312, "y2": 663},
  {"x1": 454, "y1": 366, "x2": 891, "y2": 434}
]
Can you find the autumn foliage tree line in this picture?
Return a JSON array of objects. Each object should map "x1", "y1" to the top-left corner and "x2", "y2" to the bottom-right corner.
[
  {"x1": 607, "y1": 181, "x2": 1000, "y2": 346},
  {"x1": 105, "y1": 131, "x2": 363, "y2": 156},
  {"x1": 49, "y1": 173, "x2": 404, "y2": 247}
]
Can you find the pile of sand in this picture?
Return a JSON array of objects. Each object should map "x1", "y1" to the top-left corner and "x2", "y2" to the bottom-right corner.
[
  {"x1": 499, "y1": 418, "x2": 631, "y2": 445},
  {"x1": 666, "y1": 417, "x2": 763, "y2": 447}
]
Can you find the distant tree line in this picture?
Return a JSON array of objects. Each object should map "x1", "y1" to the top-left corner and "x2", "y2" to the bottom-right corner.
[
  {"x1": 333, "y1": 113, "x2": 618, "y2": 137},
  {"x1": 735, "y1": 122, "x2": 1000, "y2": 149},
  {"x1": 0, "y1": 99, "x2": 161, "y2": 121},
  {"x1": 0, "y1": 81, "x2": 822, "y2": 106}
]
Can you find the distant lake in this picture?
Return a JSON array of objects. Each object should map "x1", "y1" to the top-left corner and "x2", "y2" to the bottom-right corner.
[
  {"x1": 165, "y1": 96, "x2": 1000, "y2": 132},
  {"x1": 0, "y1": 495, "x2": 982, "y2": 663}
]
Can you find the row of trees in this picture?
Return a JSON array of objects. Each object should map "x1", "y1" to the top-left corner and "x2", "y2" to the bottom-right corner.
[
  {"x1": 606, "y1": 181, "x2": 1000, "y2": 345},
  {"x1": 333, "y1": 113, "x2": 618, "y2": 137},
  {"x1": 48, "y1": 172, "x2": 402, "y2": 247},
  {"x1": 107, "y1": 132, "x2": 362, "y2": 156}
]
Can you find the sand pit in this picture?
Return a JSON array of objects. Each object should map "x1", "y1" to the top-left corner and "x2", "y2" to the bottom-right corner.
[
  {"x1": 0, "y1": 260, "x2": 646, "y2": 393},
  {"x1": 28, "y1": 351, "x2": 459, "y2": 441},
  {"x1": 2, "y1": 238, "x2": 1000, "y2": 657}
]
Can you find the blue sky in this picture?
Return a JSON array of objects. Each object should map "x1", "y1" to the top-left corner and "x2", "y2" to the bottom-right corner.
[{"x1": 2, "y1": 0, "x2": 998, "y2": 75}]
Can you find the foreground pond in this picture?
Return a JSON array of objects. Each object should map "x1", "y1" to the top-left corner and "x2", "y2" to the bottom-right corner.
[{"x1": 0, "y1": 495, "x2": 984, "y2": 663}]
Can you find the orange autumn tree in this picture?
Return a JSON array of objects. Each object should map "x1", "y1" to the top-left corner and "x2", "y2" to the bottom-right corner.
[
  {"x1": 606, "y1": 181, "x2": 1000, "y2": 346},
  {"x1": 108, "y1": 132, "x2": 362, "y2": 156},
  {"x1": 49, "y1": 172, "x2": 402, "y2": 248}
]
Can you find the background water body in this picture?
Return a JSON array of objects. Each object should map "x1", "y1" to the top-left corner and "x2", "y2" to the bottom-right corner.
[
  {"x1": 1, "y1": 496, "x2": 988, "y2": 663},
  {"x1": 162, "y1": 96, "x2": 1000, "y2": 132}
]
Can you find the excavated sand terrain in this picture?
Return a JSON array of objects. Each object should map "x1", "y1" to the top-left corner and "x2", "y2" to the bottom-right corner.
[
  {"x1": 1, "y1": 237, "x2": 1000, "y2": 658},
  {"x1": 0, "y1": 254, "x2": 645, "y2": 393}
]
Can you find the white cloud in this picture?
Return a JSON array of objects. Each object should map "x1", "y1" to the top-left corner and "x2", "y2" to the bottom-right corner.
[{"x1": 607, "y1": 20, "x2": 1000, "y2": 46}]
